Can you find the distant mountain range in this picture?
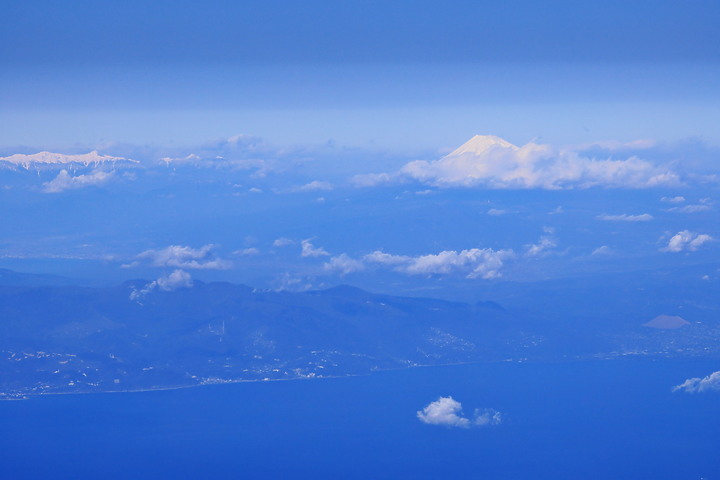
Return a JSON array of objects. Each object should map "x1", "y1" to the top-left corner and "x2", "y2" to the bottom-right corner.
[
  {"x1": 1, "y1": 268, "x2": 719, "y2": 398},
  {"x1": 0, "y1": 151, "x2": 138, "y2": 170}
]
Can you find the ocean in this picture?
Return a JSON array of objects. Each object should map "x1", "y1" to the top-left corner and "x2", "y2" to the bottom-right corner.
[{"x1": 2, "y1": 358, "x2": 719, "y2": 479}]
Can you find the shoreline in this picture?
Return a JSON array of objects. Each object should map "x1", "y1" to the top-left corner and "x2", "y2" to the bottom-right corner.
[{"x1": 3, "y1": 353, "x2": 717, "y2": 401}]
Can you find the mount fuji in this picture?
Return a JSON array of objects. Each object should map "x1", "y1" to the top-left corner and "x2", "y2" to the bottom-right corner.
[{"x1": 444, "y1": 135, "x2": 519, "y2": 157}]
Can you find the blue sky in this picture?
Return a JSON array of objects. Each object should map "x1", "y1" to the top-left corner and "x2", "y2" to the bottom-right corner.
[
  {"x1": 5, "y1": 0, "x2": 720, "y2": 66},
  {"x1": 2, "y1": 0, "x2": 720, "y2": 149}
]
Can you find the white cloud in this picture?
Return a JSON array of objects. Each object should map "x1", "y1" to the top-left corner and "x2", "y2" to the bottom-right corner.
[
  {"x1": 234, "y1": 247, "x2": 261, "y2": 256},
  {"x1": 301, "y1": 239, "x2": 330, "y2": 257},
  {"x1": 673, "y1": 371, "x2": 720, "y2": 393},
  {"x1": 323, "y1": 254, "x2": 366, "y2": 275},
  {"x1": 668, "y1": 204, "x2": 712, "y2": 213},
  {"x1": 661, "y1": 231, "x2": 714, "y2": 252},
  {"x1": 661, "y1": 196, "x2": 686, "y2": 203},
  {"x1": 135, "y1": 244, "x2": 232, "y2": 269},
  {"x1": 571, "y1": 139, "x2": 658, "y2": 152},
  {"x1": 272, "y1": 272, "x2": 314, "y2": 292},
  {"x1": 155, "y1": 269, "x2": 193, "y2": 291},
  {"x1": 162, "y1": 154, "x2": 268, "y2": 172},
  {"x1": 226, "y1": 133, "x2": 262, "y2": 146},
  {"x1": 1, "y1": 150, "x2": 134, "y2": 169},
  {"x1": 364, "y1": 248, "x2": 514, "y2": 279},
  {"x1": 42, "y1": 169, "x2": 114, "y2": 193},
  {"x1": 417, "y1": 397, "x2": 470, "y2": 427},
  {"x1": 363, "y1": 250, "x2": 412, "y2": 266},
  {"x1": 524, "y1": 235, "x2": 557, "y2": 257},
  {"x1": 487, "y1": 208, "x2": 506, "y2": 216},
  {"x1": 357, "y1": 135, "x2": 679, "y2": 190},
  {"x1": 273, "y1": 237, "x2": 295, "y2": 247},
  {"x1": 130, "y1": 269, "x2": 193, "y2": 301},
  {"x1": 592, "y1": 245, "x2": 613, "y2": 256},
  {"x1": 316, "y1": 231, "x2": 555, "y2": 281},
  {"x1": 351, "y1": 172, "x2": 396, "y2": 187},
  {"x1": 417, "y1": 396, "x2": 501, "y2": 428},
  {"x1": 473, "y1": 408, "x2": 503, "y2": 426},
  {"x1": 161, "y1": 153, "x2": 201, "y2": 165},
  {"x1": 597, "y1": 213, "x2": 654, "y2": 222},
  {"x1": 292, "y1": 180, "x2": 334, "y2": 192}
]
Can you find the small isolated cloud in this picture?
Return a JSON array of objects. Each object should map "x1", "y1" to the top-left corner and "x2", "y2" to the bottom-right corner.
[
  {"x1": 292, "y1": 180, "x2": 333, "y2": 192},
  {"x1": 155, "y1": 269, "x2": 193, "y2": 291},
  {"x1": 661, "y1": 230, "x2": 714, "y2": 252},
  {"x1": 473, "y1": 408, "x2": 504, "y2": 426},
  {"x1": 226, "y1": 133, "x2": 263, "y2": 146},
  {"x1": 234, "y1": 247, "x2": 261, "y2": 256},
  {"x1": 673, "y1": 371, "x2": 720, "y2": 393},
  {"x1": 134, "y1": 244, "x2": 232, "y2": 269},
  {"x1": 42, "y1": 169, "x2": 113, "y2": 193},
  {"x1": 324, "y1": 254, "x2": 365, "y2": 276},
  {"x1": 661, "y1": 196, "x2": 686, "y2": 203},
  {"x1": 301, "y1": 239, "x2": 330, "y2": 257},
  {"x1": 130, "y1": 269, "x2": 193, "y2": 301},
  {"x1": 487, "y1": 208, "x2": 506, "y2": 216},
  {"x1": 351, "y1": 172, "x2": 395, "y2": 187},
  {"x1": 592, "y1": 245, "x2": 613, "y2": 256},
  {"x1": 161, "y1": 153, "x2": 201, "y2": 165},
  {"x1": 597, "y1": 213, "x2": 653, "y2": 222},
  {"x1": 524, "y1": 234, "x2": 558, "y2": 257},
  {"x1": 272, "y1": 272, "x2": 314, "y2": 292},
  {"x1": 417, "y1": 396, "x2": 501, "y2": 428},
  {"x1": 357, "y1": 135, "x2": 680, "y2": 190},
  {"x1": 273, "y1": 237, "x2": 295, "y2": 247}
]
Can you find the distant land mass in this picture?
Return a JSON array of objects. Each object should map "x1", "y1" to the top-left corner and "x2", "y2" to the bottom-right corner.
[{"x1": 1, "y1": 268, "x2": 719, "y2": 399}]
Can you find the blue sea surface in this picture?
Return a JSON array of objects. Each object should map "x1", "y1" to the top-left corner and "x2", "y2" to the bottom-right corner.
[{"x1": 2, "y1": 358, "x2": 719, "y2": 479}]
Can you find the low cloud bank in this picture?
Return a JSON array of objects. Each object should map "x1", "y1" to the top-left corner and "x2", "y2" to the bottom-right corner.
[
  {"x1": 128, "y1": 244, "x2": 232, "y2": 270},
  {"x1": 321, "y1": 231, "x2": 559, "y2": 280},
  {"x1": 323, "y1": 247, "x2": 515, "y2": 279},
  {"x1": 673, "y1": 371, "x2": 720, "y2": 393},
  {"x1": 354, "y1": 135, "x2": 680, "y2": 190},
  {"x1": 130, "y1": 269, "x2": 193, "y2": 301},
  {"x1": 42, "y1": 169, "x2": 113, "y2": 193},
  {"x1": 365, "y1": 248, "x2": 513, "y2": 279}
]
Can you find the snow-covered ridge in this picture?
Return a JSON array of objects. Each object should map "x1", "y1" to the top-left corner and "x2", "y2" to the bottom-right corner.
[{"x1": 0, "y1": 151, "x2": 138, "y2": 170}]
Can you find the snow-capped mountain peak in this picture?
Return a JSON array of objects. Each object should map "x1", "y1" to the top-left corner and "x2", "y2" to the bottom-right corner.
[{"x1": 445, "y1": 135, "x2": 518, "y2": 157}]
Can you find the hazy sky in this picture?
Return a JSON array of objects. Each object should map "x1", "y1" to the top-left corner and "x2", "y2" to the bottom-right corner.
[{"x1": 2, "y1": 0, "x2": 719, "y2": 149}]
